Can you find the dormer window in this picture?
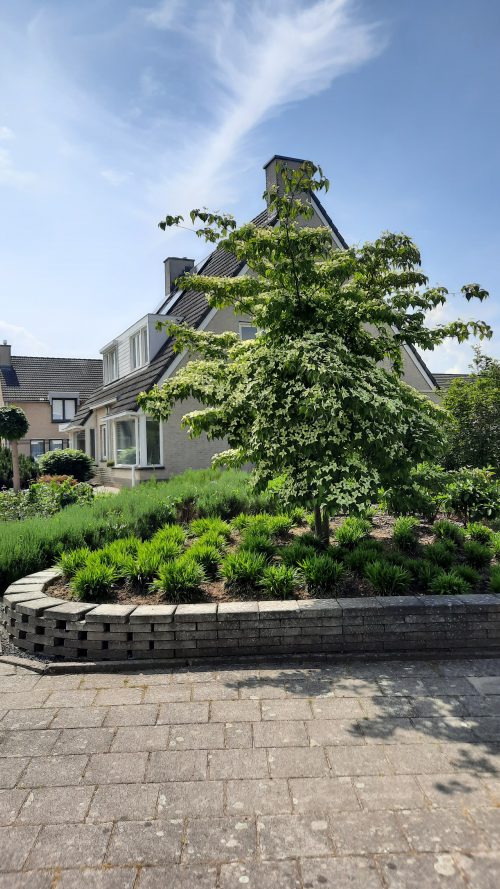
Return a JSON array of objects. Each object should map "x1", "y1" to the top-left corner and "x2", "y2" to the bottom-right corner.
[
  {"x1": 103, "y1": 347, "x2": 118, "y2": 384},
  {"x1": 130, "y1": 328, "x2": 148, "y2": 370},
  {"x1": 51, "y1": 398, "x2": 77, "y2": 422}
]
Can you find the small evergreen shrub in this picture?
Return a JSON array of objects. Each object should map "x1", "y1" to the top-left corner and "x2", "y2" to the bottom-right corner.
[
  {"x1": 58, "y1": 547, "x2": 92, "y2": 579},
  {"x1": 70, "y1": 558, "x2": 118, "y2": 601},
  {"x1": 280, "y1": 541, "x2": 318, "y2": 567},
  {"x1": 185, "y1": 542, "x2": 221, "y2": 579},
  {"x1": 364, "y1": 560, "x2": 410, "y2": 595},
  {"x1": 465, "y1": 522, "x2": 493, "y2": 544},
  {"x1": 190, "y1": 517, "x2": 231, "y2": 540},
  {"x1": 433, "y1": 519, "x2": 465, "y2": 545},
  {"x1": 38, "y1": 448, "x2": 94, "y2": 482},
  {"x1": 490, "y1": 566, "x2": 500, "y2": 594},
  {"x1": 335, "y1": 517, "x2": 370, "y2": 548},
  {"x1": 222, "y1": 550, "x2": 267, "y2": 591},
  {"x1": 429, "y1": 570, "x2": 472, "y2": 596},
  {"x1": 463, "y1": 540, "x2": 492, "y2": 568},
  {"x1": 151, "y1": 557, "x2": 206, "y2": 602},
  {"x1": 298, "y1": 555, "x2": 345, "y2": 594},
  {"x1": 393, "y1": 516, "x2": 419, "y2": 551},
  {"x1": 259, "y1": 565, "x2": 297, "y2": 599},
  {"x1": 425, "y1": 542, "x2": 456, "y2": 570}
]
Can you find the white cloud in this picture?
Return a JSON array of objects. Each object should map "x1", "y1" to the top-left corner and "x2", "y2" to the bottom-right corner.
[
  {"x1": 100, "y1": 168, "x2": 132, "y2": 186},
  {"x1": 0, "y1": 321, "x2": 50, "y2": 355},
  {"x1": 0, "y1": 125, "x2": 14, "y2": 141},
  {"x1": 145, "y1": 0, "x2": 184, "y2": 30},
  {"x1": 0, "y1": 147, "x2": 37, "y2": 189}
]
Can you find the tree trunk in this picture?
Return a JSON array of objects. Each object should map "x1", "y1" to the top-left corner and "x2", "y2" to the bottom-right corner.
[
  {"x1": 322, "y1": 509, "x2": 330, "y2": 544},
  {"x1": 11, "y1": 439, "x2": 21, "y2": 492},
  {"x1": 314, "y1": 503, "x2": 330, "y2": 545}
]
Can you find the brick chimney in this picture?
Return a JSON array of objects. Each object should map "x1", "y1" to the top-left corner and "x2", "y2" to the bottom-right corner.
[
  {"x1": 164, "y1": 257, "x2": 195, "y2": 296},
  {"x1": 263, "y1": 154, "x2": 307, "y2": 200},
  {"x1": 0, "y1": 341, "x2": 12, "y2": 366}
]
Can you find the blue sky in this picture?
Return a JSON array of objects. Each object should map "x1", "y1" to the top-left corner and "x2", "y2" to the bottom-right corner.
[{"x1": 0, "y1": 0, "x2": 498, "y2": 372}]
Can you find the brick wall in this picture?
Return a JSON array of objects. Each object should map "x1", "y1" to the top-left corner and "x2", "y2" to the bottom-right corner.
[{"x1": 3, "y1": 571, "x2": 500, "y2": 663}]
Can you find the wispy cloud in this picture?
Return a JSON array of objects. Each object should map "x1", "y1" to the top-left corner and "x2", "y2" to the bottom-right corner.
[{"x1": 0, "y1": 320, "x2": 50, "y2": 355}]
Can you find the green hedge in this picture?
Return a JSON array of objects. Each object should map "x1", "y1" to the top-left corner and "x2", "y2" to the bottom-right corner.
[{"x1": 0, "y1": 469, "x2": 274, "y2": 593}]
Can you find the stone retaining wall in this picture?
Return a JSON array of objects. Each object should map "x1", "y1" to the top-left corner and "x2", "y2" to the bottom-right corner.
[{"x1": 2, "y1": 570, "x2": 500, "y2": 662}]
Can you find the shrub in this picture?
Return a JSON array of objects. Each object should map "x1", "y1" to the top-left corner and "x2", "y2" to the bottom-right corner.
[
  {"x1": 442, "y1": 467, "x2": 500, "y2": 524},
  {"x1": 267, "y1": 514, "x2": 293, "y2": 538},
  {"x1": 490, "y1": 566, "x2": 500, "y2": 594},
  {"x1": 335, "y1": 517, "x2": 370, "y2": 548},
  {"x1": 259, "y1": 565, "x2": 297, "y2": 599},
  {"x1": 0, "y1": 447, "x2": 39, "y2": 489},
  {"x1": 364, "y1": 560, "x2": 410, "y2": 595},
  {"x1": 240, "y1": 529, "x2": 275, "y2": 557},
  {"x1": 406, "y1": 559, "x2": 439, "y2": 589},
  {"x1": 429, "y1": 570, "x2": 472, "y2": 596},
  {"x1": 38, "y1": 449, "x2": 94, "y2": 482},
  {"x1": 425, "y1": 542, "x2": 456, "y2": 570},
  {"x1": 280, "y1": 541, "x2": 318, "y2": 567},
  {"x1": 70, "y1": 558, "x2": 119, "y2": 601},
  {"x1": 344, "y1": 542, "x2": 382, "y2": 573},
  {"x1": 492, "y1": 532, "x2": 500, "y2": 558},
  {"x1": 465, "y1": 522, "x2": 493, "y2": 544},
  {"x1": 151, "y1": 558, "x2": 206, "y2": 602},
  {"x1": 393, "y1": 516, "x2": 419, "y2": 551},
  {"x1": 463, "y1": 540, "x2": 492, "y2": 568},
  {"x1": 185, "y1": 542, "x2": 221, "y2": 579},
  {"x1": 190, "y1": 517, "x2": 231, "y2": 540},
  {"x1": 58, "y1": 547, "x2": 92, "y2": 579},
  {"x1": 454, "y1": 564, "x2": 481, "y2": 587},
  {"x1": 298, "y1": 555, "x2": 345, "y2": 594},
  {"x1": 122, "y1": 542, "x2": 165, "y2": 586},
  {"x1": 433, "y1": 519, "x2": 465, "y2": 545},
  {"x1": 383, "y1": 462, "x2": 447, "y2": 521},
  {"x1": 222, "y1": 551, "x2": 267, "y2": 591}
]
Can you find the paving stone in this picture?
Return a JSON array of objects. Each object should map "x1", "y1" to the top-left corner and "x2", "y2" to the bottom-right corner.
[
  {"x1": 289, "y1": 776, "x2": 360, "y2": 813},
  {"x1": 467, "y1": 677, "x2": 500, "y2": 695},
  {"x1": 43, "y1": 690, "x2": 97, "y2": 708},
  {"x1": 354, "y1": 775, "x2": 427, "y2": 810},
  {"x1": 208, "y1": 748, "x2": 268, "y2": 779},
  {"x1": 56, "y1": 869, "x2": 137, "y2": 889},
  {"x1": 157, "y1": 702, "x2": 209, "y2": 724},
  {"x1": 94, "y1": 688, "x2": 144, "y2": 706},
  {"x1": 469, "y1": 807, "x2": 500, "y2": 848},
  {"x1": 410, "y1": 697, "x2": 467, "y2": 718},
  {"x1": 383, "y1": 744, "x2": 454, "y2": 774},
  {"x1": 157, "y1": 780, "x2": 224, "y2": 817},
  {"x1": 50, "y1": 707, "x2": 108, "y2": 729},
  {"x1": 332, "y1": 811, "x2": 408, "y2": 853},
  {"x1": 0, "y1": 825, "x2": 40, "y2": 872},
  {"x1": 457, "y1": 695, "x2": 500, "y2": 716},
  {"x1": 311, "y1": 697, "x2": 365, "y2": 719},
  {"x1": 410, "y1": 717, "x2": 478, "y2": 744},
  {"x1": 210, "y1": 701, "x2": 260, "y2": 723},
  {"x1": 0, "y1": 789, "x2": 29, "y2": 824},
  {"x1": 326, "y1": 744, "x2": 393, "y2": 776},
  {"x1": 454, "y1": 852, "x2": 500, "y2": 889},
  {"x1": 0, "y1": 691, "x2": 50, "y2": 710},
  {"x1": 1, "y1": 708, "x2": 57, "y2": 731},
  {"x1": 224, "y1": 722, "x2": 253, "y2": 748},
  {"x1": 35, "y1": 675, "x2": 83, "y2": 690},
  {"x1": 17, "y1": 785, "x2": 95, "y2": 823},
  {"x1": 143, "y1": 685, "x2": 192, "y2": 704},
  {"x1": 88, "y1": 784, "x2": 159, "y2": 822},
  {"x1": 360, "y1": 696, "x2": 417, "y2": 718},
  {"x1": 267, "y1": 747, "x2": 328, "y2": 778},
  {"x1": 472, "y1": 716, "x2": 500, "y2": 742},
  {"x1": 300, "y1": 855, "x2": 384, "y2": 888},
  {"x1": 226, "y1": 778, "x2": 292, "y2": 815},
  {"x1": 137, "y1": 865, "x2": 217, "y2": 888},
  {"x1": 192, "y1": 682, "x2": 239, "y2": 700},
  {"x1": 0, "y1": 756, "x2": 29, "y2": 788},
  {"x1": 0, "y1": 729, "x2": 59, "y2": 757},
  {"x1": 184, "y1": 816, "x2": 256, "y2": 863},
  {"x1": 253, "y1": 720, "x2": 309, "y2": 748},
  {"x1": 106, "y1": 818, "x2": 183, "y2": 865},
  {"x1": 219, "y1": 860, "x2": 301, "y2": 889},
  {"x1": 418, "y1": 773, "x2": 493, "y2": 808},
  {"x1": 19, "y1": 754, "x2": 88, "y2": 787},
  {"x1": 238, "y1": 680, "x2": 288, "y2": 699},
  {"x1": 84, "y1": 752, "x2": 148, "y2": 784},
  {"x1": 167, "y1": 723, "x2": 224, "y2": 750},
  {"x1": 102, "y1": 704, "x2": 158, "y2": 726},
  {"x1": 258, "y1": 814, "x2": 333, "y2": 858},
  {"x1": 146, "y1": 751, "x2": 208, "y2": 782},
  {"x1": 26, "y1": 822, "x2": 112, "y2": 868},
  {"x1": 398, "y1": 809, "x2": 488, "y2": 852},
  {"x1": 52, "y1": 727, "x2": 115, "y2": 755},
  {"x1": 0, "y1": 873, "x2": 53, "y2": 889},
  {"x1": 307, "y1": 717, "x2": 367, "y2": 747},
  {"x1": 111, "y1": 726, "x2": 170, "y2": 753},
  {"x1": 261, "y1": 699, "x2": 313, "y2": 720},
  {"x1": 378, "y1": 853, "x2": 467, "y2": 887}
]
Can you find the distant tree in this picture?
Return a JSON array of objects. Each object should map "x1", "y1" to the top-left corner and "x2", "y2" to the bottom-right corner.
[
  {"x1": 444, "y1": 347, "x2": 500, "y2": 470},
  {"x1": 139, "y1": 161, "x2": 491, "y2": 541},
  {"x1": 0, "y1": 406, "x2": 29, "y2": 492}
]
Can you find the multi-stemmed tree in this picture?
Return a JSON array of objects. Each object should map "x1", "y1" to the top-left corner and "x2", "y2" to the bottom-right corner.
[{"x1": 139, "y1": 161, "x2": 490, "y2": 540}]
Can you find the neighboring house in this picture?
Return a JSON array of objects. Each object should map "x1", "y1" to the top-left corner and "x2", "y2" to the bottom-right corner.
[
  {"x1": 0, "y1": 342, "x2": 103, "y2": 459},
  {"x1": 432, "y1": 373, "x2": 471, "y2": 392},
  {"x1": 63, "y1": 154, "x2": 443, "y2": 488}
]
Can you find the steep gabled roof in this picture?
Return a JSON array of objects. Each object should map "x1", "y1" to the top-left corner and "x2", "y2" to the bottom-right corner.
[
  {"x1": 432, "y1": 372, "x2": 471, "y2": 389},
  {"x1": 0, "y1": 356, "x2": 103, "y2": 403}
]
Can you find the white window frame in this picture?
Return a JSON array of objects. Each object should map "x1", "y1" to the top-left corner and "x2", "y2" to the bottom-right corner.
[
  {"x1": 139, "y1": 416, "x2": 163, "y2": 468},
  {"x1": 130, "y1": 327, "x2": 148, "y2": 371},
  {"x1": 103, "y1": 348, "x2": 118, "y2": 384},
  {"x1": 112, "y1": 416, "x2": 139, "y2": 467},
  {"x1": 99, "y1": 424, "x2": 107, "y2": 461}
]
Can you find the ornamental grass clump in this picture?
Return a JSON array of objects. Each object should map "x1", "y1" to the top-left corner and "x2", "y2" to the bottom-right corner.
[
  {"x1": 392, "y1": 516, "x2": 420, "y2": 551},
  {"x1": 492, "y1": 532, "x2": 500, "y2": 558},
  {"x1": 70, "y1": 557, "x2": 119, "y2": 601},
  {"x1": 58, "y1": 547, "x2": 92, "y2": 579},
  {"x1": 425, "y1": 542, "x2": 456, "y2": 570},
  {"x1": 185, "y1": 542, "x2": 221, "y2": 579},
  {"x1": 222, "y1": 550, "x2": 267, "y2": 592},
  {"x1": 406, "y1": 559, "x2": 439, "y2": 589},
  {"x1": 490, "y1": 566, "x2": 500, "y2": 594},
  {"x1": 454, "y1": 564, "x2": 481, "y2": 587},
  {"x1": 280, "y1": 541, "x2": 318, "y2": 567},
  {"x1": 266, "y1": 514, "x2": 294, "y2": 538},
  {"x1": 433, "y1": 519, "x2": 465, "y2": 545},
  {"x1": 152, "y1": 524, "x2": 186, "y2": 546},
  {"x1": 429, "y1": 570, "x2": 472, "y2": 596},
  {"x1": 465, "y1": 522, "x2": 493, "y2": 544},
  {"x1": 240, "y1": 528, "x2": 275, "y2": 557},
  {"x1": 123, "y1": 542, "x2": 164, "y2": 586},
  {"x1": 298, "y1": 554, "x2": 345, "y2": 594},
  {"x1": 151, "y1": 557, "x2": 206, "y2": 602},
  {"x1": 259, "y1": 565, "x2": 297, "y2": 599},
  {"x1": 364, "y1": 560, "x2": 410, "y2": 595},
  {"x1": 344, "y1": 542, "x2": 382, "y2": 573},
  {"x1": 190, "y1": 517, "x2": 232, "y2": 540},
  {"x1": 335, "y1": 517, "x2": 370, "y2": 549},
  {"x1": 463, "y1": 540, "x2": 493, "y2": 568}
]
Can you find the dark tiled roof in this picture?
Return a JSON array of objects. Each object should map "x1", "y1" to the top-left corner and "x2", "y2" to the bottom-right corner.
[
  {"x1": 0, "y1": 356, "x2": 103, "y2": 403},
  {"x1": 433, "y1": 372, "x2": 471, "y2": 389}
]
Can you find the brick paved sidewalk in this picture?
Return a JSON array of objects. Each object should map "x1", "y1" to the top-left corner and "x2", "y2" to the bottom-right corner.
[{"x1": 0, "y1": 656, "x2": 499, "y2": 888}]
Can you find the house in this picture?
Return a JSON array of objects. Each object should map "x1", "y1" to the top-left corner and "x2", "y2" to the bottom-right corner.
[
  {"x1": 0, "y1": 342, "x2": 102, "y2": 459},
  {"x1": 63, "y1": 155, "x2": 443, "y2": 488}
]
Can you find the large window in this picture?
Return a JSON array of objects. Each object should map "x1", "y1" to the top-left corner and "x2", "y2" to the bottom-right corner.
[
  {"x1": 52, "y1": 398, "x2": 77, "y2": 422},
  {"x1": 130, "y1": 328, "x2": 148, "y2": 370},
  {"x1": 146, "y1": 418, "x2": 161, "y2": 465},
  {"x1": 49, "y1": 439, "x2": 65, "y2": 451},
  {"x1": 115, "y1": 419, "x2": 136, "y2": 465},
  {"x1": 30, "y1": 440, "x2": 45, "y2": 459},
  {"x1": 103, "y1": 348, "x2": 118, "y2": 384}
]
